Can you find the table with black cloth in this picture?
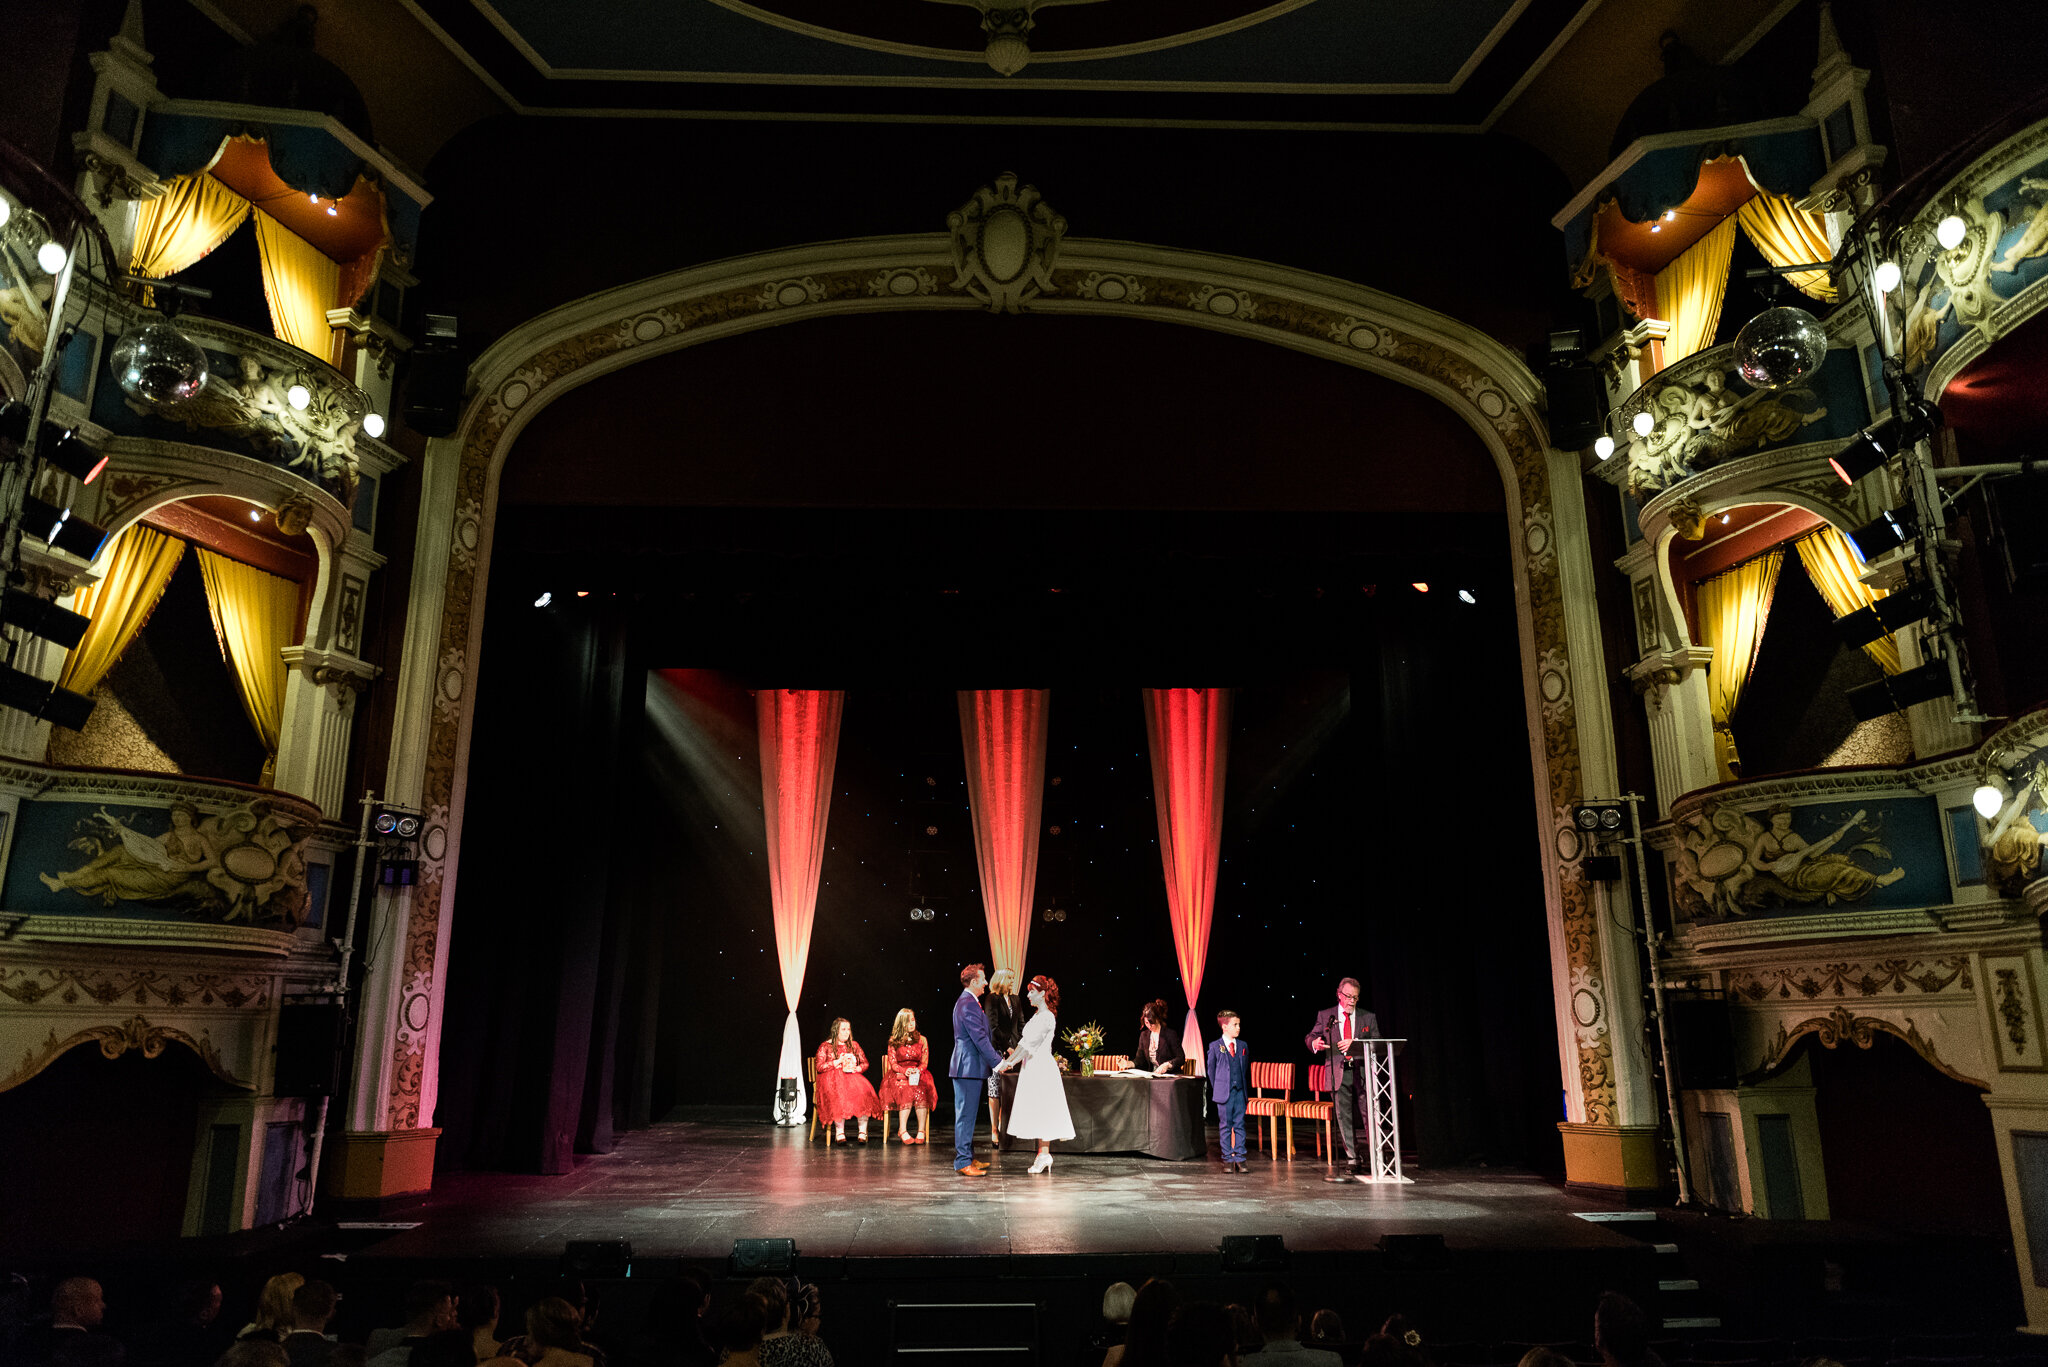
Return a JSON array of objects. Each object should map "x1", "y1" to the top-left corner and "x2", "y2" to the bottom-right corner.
[{"x1": 996, "y1": 1072, "x2": 1208, "y2": 1160}]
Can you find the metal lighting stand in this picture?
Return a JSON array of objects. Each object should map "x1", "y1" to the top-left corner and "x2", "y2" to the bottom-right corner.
[{"x1": 1622, "y1": 790, "x2": 1693, "y2": 1206}]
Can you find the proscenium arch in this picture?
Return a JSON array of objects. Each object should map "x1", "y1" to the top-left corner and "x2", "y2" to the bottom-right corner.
[{"x1": 377, "y1": 226, "x2": 1631, "y2": 1141}]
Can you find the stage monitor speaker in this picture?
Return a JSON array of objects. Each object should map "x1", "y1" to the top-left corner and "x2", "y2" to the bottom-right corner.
[
  {"x1": 1670, "y1": 994, "x2": 1737, "y2": 1089},
  {"x1": 1219, "y1": 1235, "x2": 1288, "y2": 1271},
  {"x1": 1583, "y1": 854, "x2": 1623, "y2": 882},
  {"x1": 1546, "y1": 364, "x2": 1608, "y2": 450},
  {"x1": 732, "y1": 1238, "x2": 797, "y2": 1275},
  {"x1": 1378, "y1": 1233, "x2": 1446, "y2": 1269},
  {"x1": 562, "y1": 1240, "x2": 632, "y2": 1279},
  {"x1": 273, "y1": 1002, "x2": 345, "y2": 1096}
]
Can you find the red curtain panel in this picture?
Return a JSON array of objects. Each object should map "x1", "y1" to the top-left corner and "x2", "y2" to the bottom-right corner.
[
  {"x1": 958, "y1": 689, "x2": 1051, "y2": 979},
  {"x1": 758, "y1": 688, "x2": 845, "y2": 1108},
  {"x1": 1143, "y1": 687, "x2": 1232, "y2": 1071}
]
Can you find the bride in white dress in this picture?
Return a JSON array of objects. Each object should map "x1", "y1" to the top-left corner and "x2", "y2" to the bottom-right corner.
[{"x1": 993, "y1": 974, "x2": 1075, "y2": 1174}]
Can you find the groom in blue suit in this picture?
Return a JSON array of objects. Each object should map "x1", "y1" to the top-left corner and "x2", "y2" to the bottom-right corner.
[
  {"x1": 949, "y1": 963, "x2": 1004, "y2": 1175},
  {"x1": 1205, "y1": 1009, "x2": 1252, "y2": 1172}
]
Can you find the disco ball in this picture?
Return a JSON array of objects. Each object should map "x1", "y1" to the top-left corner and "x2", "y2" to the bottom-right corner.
[
  {"x1": 1733, "y1": 306, "x2": 1828, "y2": 391},
  {"x1": 111, "y1": 319, "x2": 208, "y2": 405}
]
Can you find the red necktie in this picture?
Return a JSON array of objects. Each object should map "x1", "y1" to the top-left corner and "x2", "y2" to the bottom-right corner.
[{"x1": 1342, "y1": 1011, "x2": 1352, "y2": 1045}]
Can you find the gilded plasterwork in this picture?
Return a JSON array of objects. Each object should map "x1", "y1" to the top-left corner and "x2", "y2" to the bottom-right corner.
[
  {"x1": 0, "y1": 1013, "x2": 248, "y2": 1092},
  {"x1": 1728, "y1": 957, "x2": 1972, "y2": 1001},
  {"x1": 1753, "y1": 1004, "x2": 1983, "y2": 1088}
]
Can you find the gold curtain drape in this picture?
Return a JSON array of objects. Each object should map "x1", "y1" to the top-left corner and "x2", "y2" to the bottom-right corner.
[
  {"x1": 1738, "y1": 191, "x2": 1838, "y2": 303},
  {"x1": 196, "y1": 548, "x2": 297, "y2": 785},
  {"x1": 1795, "y1": 526, "x2": 1901, "y2": 674},
  {"x1": 252, "y1": 213, "x2": 340, "y2": 363},
  {"x1": 57, "y1": 525, "x2": 187, "y2": 698},
  {"x1": 128, "y1": 174, "x2": 251, "y2": 288},
  {"x1": 1654, "y1": 215, "x2": 1739, "y2": 365},
  {"x1": 1698, "y1": 549, "x2": 1784, "y2": 782}
]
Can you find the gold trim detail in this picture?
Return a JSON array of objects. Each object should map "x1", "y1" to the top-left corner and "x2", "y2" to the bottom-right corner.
[
  {"x1": 1, "y1": 1014, "x2": 250, "y2": 1093},
  {"x1": 1754, "y1": 1005, "x2": 1986, "y2": 1089}
]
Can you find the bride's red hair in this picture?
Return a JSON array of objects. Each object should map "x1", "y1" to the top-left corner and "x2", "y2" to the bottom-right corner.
[{"x1": 1027, "y1": 975, "x2": 1060, "y2": 1014}]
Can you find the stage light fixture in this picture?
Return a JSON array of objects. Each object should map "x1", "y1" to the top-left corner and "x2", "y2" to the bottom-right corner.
[
  {"x1": 1594, "y1": 435, "x2": 1615, "y2": 460},
  {"x1": 1633, "y1": 410, "x2": 1655, "y2": 436},
  {"x1": 1974, "y1": 777, "x2": 2010, "y2": 820},
  {"x1": 0, "y1": 662, "x2": 95, "y2": 731},
  {"x1": 1833, "y1": 580, "x2": 1936, "y2": 648},
  {"x1": 3, "y1": 588, "x2": 89, "y2": 650},
  {"x1": 44, "y1": 427, "x2": 107, "y2": 484},
  {"x1": 1937, "y1": 215, "x2": 1968, "y2": 251},
  {"x1": 1571, "y1": 802, "x2": 1626, "y2": 833},
  {"x1": 1847, "y1": 507, "x2": 1918, "y2": 562},
  {"x1": 1457, "y1": 589, "x2": 1476, "y2": 604},
  {"x1": 36, "y1": 240, "x2": 66, "y2": 274},
  {"x1": 1410, "y1": 582, "x2": 1429, "y2": 593},
  {"x1": 20, "y1": 496, "x2": 109, "y2": 561},
  {"x1": 1845, "y1": 658, "x2": 1952, "y2": 721},
  {"x1": 363, "y1": 412, "x2": 386, "y2": 439},
  {"x1": 1874, "y1": 260, "x2": 1903, "y2": 293},
  {"x1": 1830, "y1": 428, "x2": 1887, "y2": 485},
  {"x1": 372, "y1": 808, "x2": 422, "y2": 841}
]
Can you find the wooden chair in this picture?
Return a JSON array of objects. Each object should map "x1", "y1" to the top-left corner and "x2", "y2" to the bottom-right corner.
[
  {"x1": 1289, "y1": 1063, "x2": 1335, "y2": 1163},
  {"x1": 805, "y1": 1057, "x2": 834, "y2": 1146},
  {"x1": 1243, "y1": 1060, "x2": 1295, "y2": 1159},
  {"x1": 1093, "y1": 1054, "x2": 1132, "y2": 1072}
]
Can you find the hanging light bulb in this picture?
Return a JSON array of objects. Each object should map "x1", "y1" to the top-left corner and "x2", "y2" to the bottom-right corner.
[
  {"x1": 1974, "y1": 778, "x2": 2010, "y2": 820},
  {"x1": 1594, "y1": 435, "x2": 1615, "y2": 460},
  {"x1": 1936, "y1": 215, "x2": 1967, "y2": 251},
  {"x1": 1873, "y1": 260, "x2": 1902, "y2": 293},
  {"x1": 286, "y1": 383, "x2": 311, "y2": 411},
  {"x1": 362, "y1": 412, "x2": 386, "y2": 439},
  {"x1": 0, "y1": 198, "x2": 12, "y2": 229},
  {"x1": 1633, "y1": 410, "x2": 1656, "y2": 437},
  {"x1": 36, "y1": 240, "x2": 67, "y2": 274}
]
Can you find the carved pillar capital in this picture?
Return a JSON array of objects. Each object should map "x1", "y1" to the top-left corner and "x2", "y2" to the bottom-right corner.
[
  {"x1": 1627, "y1": 646, "x2": 1714, "y2": 696},
  {"x1": 280, "y1": 646, "x2": 379, "y2": 705}
]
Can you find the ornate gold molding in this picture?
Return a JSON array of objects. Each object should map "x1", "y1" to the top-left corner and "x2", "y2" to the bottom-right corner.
[
  {"x1": 1729, "y1": 957, "x2": 1973, "y2": 1002},
  {"x1": 0, "y1": 1014, "x2": 250, "y2": 1093},
  {"x1": 1752, "y1": 1004, "x2": 1985, "y2": 1088},
  {"x1": 0, "y1": 966, "x2": 275, "y2": 1009}
]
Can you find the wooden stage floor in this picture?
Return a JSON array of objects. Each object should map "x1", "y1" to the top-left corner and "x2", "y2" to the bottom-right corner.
[{"x1": 357, "y1": 1114, "x2": 1641, "y2": 1263}]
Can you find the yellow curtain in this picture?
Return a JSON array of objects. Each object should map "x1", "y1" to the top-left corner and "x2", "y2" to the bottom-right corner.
[
  {"x1": 1654, "y1": 215, "x2": 1739, "y2": 366},
  {"x1": 1698, "y1": 549, "x2": 1784, "y2": 782},
  {"x1": 196, "y1": 548, "x2": 298, "y2": 785},
  {"x1": 128, "y1": 173, "x2": 251, "y2": 282},
  {"x1": 57, "y1": 525, "x2": 187, "y2": 698},
  {"x1": 1795, "y1": 526, "x2": 1901, "y2": 675},
  {"x1": 253, "y1": 212, "x2": 341, "y2": 363},
  {"x1": 1737, "y1": 191, "x2": 1838, "y2": 303}
]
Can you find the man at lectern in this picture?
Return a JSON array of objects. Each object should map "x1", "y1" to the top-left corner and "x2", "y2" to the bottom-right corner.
[{"x1": 1305, "y1": 976, "x2": 1378, "y2": 1183}]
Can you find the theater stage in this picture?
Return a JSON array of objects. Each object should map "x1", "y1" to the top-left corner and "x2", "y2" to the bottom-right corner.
[{"x1": 354, "y1": 1112, "x2": 1642, "y2": 1263}]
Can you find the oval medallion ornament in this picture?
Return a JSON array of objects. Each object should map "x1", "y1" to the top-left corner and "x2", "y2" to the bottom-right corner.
[
  {"x1": 889, "y1": 272, "x2": 920, "y2": 296},
  {"x1": 777, "y1": 283, "x2": 810, "y2": 306},
  {"x1": 980, "y1": 206, "x2": 1031, "y2": 283},
  {"x1": 405, "y1": 994, "x2": 431, "y2": 1031},
  {"x1": 423, "y1": 824, "x2": 448, "y2": 861},
  {"x1": 1208, "y1": 293, "x2": 1239, "y2": 316},
  {"x1": 220, "y1": 841, "x2": 280, "y2": 884},
  {"x1": 1096, "y1": 278, "x2": 1128, "y2": 301},
  {"x1": 633, "y1": 316, "x2": 665, "y2": 341},
  {"x1": 500, "y1": 380, "x2": 531, "y2": 410},
  {"x1": 1349, "y1": 326, "x2": 1379, "y2": 350}
]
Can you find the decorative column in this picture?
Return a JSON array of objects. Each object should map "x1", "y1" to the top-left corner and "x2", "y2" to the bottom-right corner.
[
  {"x1": 1979, "y1": 886, "x2": 2048, "y2": 1333},
  {"x1": 274, "y1": 649, "x2": 375, "y2": 817},
  {"x1": 1626, "y1": 649, "x2": 1718, "y2": 815},
  {"x1": 1547, "y1": 448, "x2": 1661, "y2": 1194}
]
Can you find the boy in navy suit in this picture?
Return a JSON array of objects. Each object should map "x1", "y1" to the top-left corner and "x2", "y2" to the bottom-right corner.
[{"x1": 1205, "y1": 1009, "x2": 1251, "y2": 1172}]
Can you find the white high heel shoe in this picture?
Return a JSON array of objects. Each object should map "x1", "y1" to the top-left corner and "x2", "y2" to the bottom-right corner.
[{"x1": 1028, "y1": 1151, "x2": 1052, "y2": 1175}]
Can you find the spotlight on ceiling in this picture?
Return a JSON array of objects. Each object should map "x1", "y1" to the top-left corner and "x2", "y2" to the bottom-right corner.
[
  {"x1": 1845, "y1": 658, "x2": 1951, "y2": 721},
  {"x1": 1633, "y1": 410, "x2": 1656, "y2": 437},
  {"x1": 20, "y1": 495, "x2": 108, "y2": 561},
  {"x1": 1974, "y1": 777, "x2": 2010, "y2": 820},
  {"x1": 1594, "y1": 435, "x2": 1615, "y2": 460},
  {"x1": 1833, "y1": 580, "x2": 1936, "y2": 648},
  {"x1": 1410, "y1": 582, "x2": 1429, "y2": 593},
  {"x1": 362, "y1": 412, "x2": 386, "y2": 439},
  {"x1": 1937, "y1": 215, "x2": 1968, "y2": 251},
  {"x1": 1457, "y1": 589, "x2": 1476, "y2": 604},
  {"x1": 1720, "y1": 513, "x2": 1732, "y2": 525},
  {"x1": 249, "y1": 508, "x2": 262, "y2": 522},
  {"x1": 1830, "y1": 406, "x2": 1942, "y2": 485},
  {"x1": 0, "y1": 663, "x2": 95, "y2": 731},
  {"x1": 1874, "y1": 260, "x2": 1903, "y2": 293},
  {"x1": 0, "y1": 407, "x2": 107, "y2": 484},
  {"x1": 286, "y1": 383, "x2": 311, "y2": 411},
  {"x1": 35, "y1": 240, "x2": 66, "y2": 275},
  {"x1": 1846, "y1": 507, "x2": 1919, "y2": 562},
  {"x1": 534, "y1": 592, "x2": 552, "y2": 608},
  {"x1": 1571, "y1": 802, "x2": 1627, "y2": 833}
]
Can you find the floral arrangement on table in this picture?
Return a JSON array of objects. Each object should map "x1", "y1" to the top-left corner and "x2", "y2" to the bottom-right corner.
[{"x1": 1061, "y1": 1020, "x2": 1107, "y2": 1074}]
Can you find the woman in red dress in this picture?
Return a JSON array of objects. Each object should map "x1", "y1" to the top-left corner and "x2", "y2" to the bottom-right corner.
[
  {"x1": 878, "y1": 1007, "x2": 938, "y2": 1144},
  {"x1": 814, "y1": 1017, "x2": 883, "y2": 1143}
]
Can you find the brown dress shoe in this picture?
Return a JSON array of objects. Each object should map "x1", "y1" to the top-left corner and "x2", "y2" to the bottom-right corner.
[{"x1": 957, "y1": 1162, "x2": 989, "y2": 1176}]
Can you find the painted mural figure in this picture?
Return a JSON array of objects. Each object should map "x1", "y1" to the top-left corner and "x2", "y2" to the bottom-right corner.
[
  {"x1": 1671, "y1": 801, "x2": 1905, "y2": 920},
  {"x1": 1993, "y1": 179, "x2": 2048, "y2": 271},
  {"x1": 40, "y1": 803, "x2": 218, "y2": 904},
  {"x1": 1746, "y1": 803, "x2": 1905, "y2": 905}
]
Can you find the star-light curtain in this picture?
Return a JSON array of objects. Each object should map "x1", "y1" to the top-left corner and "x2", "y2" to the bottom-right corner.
[
  {"x1": 1143, "y1": 688, "x2": 1232, "y2": 1074},
  {"x1": 958, "y1": 690, "x2": 1051, "y2": 980},
  {"x1": 758, "y1": 688, "x2": 844, "y2": 1122}
]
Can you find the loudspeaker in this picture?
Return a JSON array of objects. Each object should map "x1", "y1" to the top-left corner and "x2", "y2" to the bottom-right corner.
[
  {"x1": 1583, "y1": 854, "x2": 1624, "y2": 882},
  {"x1": 1219, "y1": 1235, "x2": 1288, "y2": 1271},
  {"x1": 1669, "y1": 994, "x2": 1737, "y2": 1089},
  {"x1": 1546, "y1": 364, "x2": 1609, "y2": 449},
  {"x1": 731, "y1": 1238, "x2": 797, "y2": 1274},
  {"x1": 1378, "y1": 1233, "x2": 1446, "y2": 1268},
  {"x1": 273, "y1": 1002, "x2": 345, "y2": 1096},
  {"x1": 400, "y1": 345, "x2": 467, "y2": 438},
  {"x1": 562, "y1": 1240, "x2": 632, "y2": 1279}
]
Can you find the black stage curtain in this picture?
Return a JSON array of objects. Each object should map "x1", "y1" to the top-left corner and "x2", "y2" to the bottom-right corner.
[{"x1": 434, "y1": 597, "x2": 660, "y2": 1173}]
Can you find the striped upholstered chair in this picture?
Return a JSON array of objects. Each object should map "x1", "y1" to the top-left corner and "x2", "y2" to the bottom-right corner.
[
  {"x1": 1289, "y1": 1063, "x2": 1336, "y2": 1163},
  {"x1": 1244, "y1": 1061, "x2": 1295, "y2": 1159}
]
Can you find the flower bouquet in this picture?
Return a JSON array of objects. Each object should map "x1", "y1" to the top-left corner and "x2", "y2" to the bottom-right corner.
[{"x1": 1062, "y1": 1020, "x2": 1106, "y2": 1075}]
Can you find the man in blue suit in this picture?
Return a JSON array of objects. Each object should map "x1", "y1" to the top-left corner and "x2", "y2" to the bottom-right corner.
[
  {"x1": 949, "y1": 963, "x2": 1004, "y2": 1175},
  {"x1": 1205, "y1": 1009, "x2": 1251, "y2": 1172}
]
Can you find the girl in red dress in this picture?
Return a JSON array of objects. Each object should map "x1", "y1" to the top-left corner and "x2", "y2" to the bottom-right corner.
[
  {"x1": 814, "y1": 1017, "x2": 883, "y2": 1142},
  {"x1": 878, "y1": 1007, "x2": 938, "y2": 1144}
]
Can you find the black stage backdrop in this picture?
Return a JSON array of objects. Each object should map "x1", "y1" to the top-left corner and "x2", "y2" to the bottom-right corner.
[{"x1": 437, "y1": 528, "x2": 1562, "y2": 1175}]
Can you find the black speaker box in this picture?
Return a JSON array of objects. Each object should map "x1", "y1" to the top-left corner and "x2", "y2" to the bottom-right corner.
[
  {"x1": 273, "y1": 1002, "x2": 345, "y2": 1096},
  {"x1": 562, "y1": 1240, "x2": 632, "y2": 1279},
  {"x1": 1583, "y1": 854, "x2": 1624, "y2": 882},
  {"x1": 401, "y1": 345, "x2": 468, "y2": 438},
  {"x1": 1669, "y1": 994, "x2": 1738, "y2": 1089},
  {"x1": 731, "y1": 1238, "x2": 797, "y2": 1274},
  {"x1": 1219, "y1": 1235, "x2": 1289, "y2": 1271},
  {"x1": 1546, "y1": 364, "x2": 1609, "y2": 449}
]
